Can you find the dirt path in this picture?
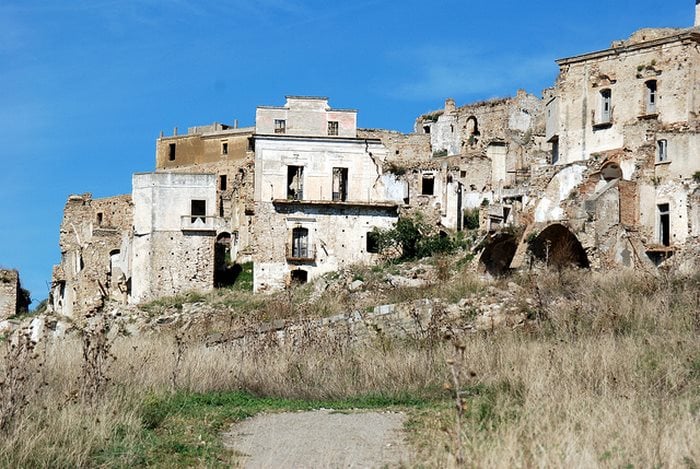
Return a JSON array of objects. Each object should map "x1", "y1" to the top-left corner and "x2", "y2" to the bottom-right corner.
[{"x1": 223, "y1": 409, "x2": 411, "y2": 468}]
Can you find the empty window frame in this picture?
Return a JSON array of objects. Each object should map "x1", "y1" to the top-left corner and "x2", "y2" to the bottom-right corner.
[
  {"x1": 421, "y1": 173, "x2": 435, "y2": 195},
  {"x1": 645, "y1": 80, "x2": 657, "y2": 114},
  {"x1": 291, "y1": 227, "x2": 309, "y2": 259},
  {"x1": 221, "y1": 141, "x2": 229, "y2": 155},
  {"x1": 332, "y1": 167, "x2": 348, "y2": 201},
  {"x1": 328, "y1": 121, "x2": 339, "y2": 136},
  {"x1": 274, "y1": 119, "x2": 286, "y2": 134},
  {"x1": 219, "y1": 174, "x2": 227, "y2": 191},
  {"x1": 658, "y1": 203, "x2": 670, "y2": 246},
  {"x1": 599, "y1": 89, "x2": 612, "y2": 123},
  {"x1": 190, "y1": 199, "x2": 206, "y2": 223},
  {"x1": 168, "y1": 143, "x2": 176, "y2": 161},
  {"x1": 287, "y1": 165, "x2": 304, "y2": 200},
  {"x1": 657, "y1": 139, "x2": 668, "y2": 162}
]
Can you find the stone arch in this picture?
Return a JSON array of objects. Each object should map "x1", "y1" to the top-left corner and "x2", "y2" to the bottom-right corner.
[
  {"x1": 600, "y1": 162, "x2": 622, "y2": 181},
  {"x1": 215, "y1": 232, "x2": 238, "y2": 287},
  {"x1": 479, "y1": 233, "x2": 518, "y2": 276},
  {"x1": 529, "y1": 224, "x2": 589, "y2": 268}
]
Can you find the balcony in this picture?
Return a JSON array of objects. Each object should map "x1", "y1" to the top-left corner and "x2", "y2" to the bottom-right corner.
[
  {"x1": 286, "y1": 244, "x2": 316, "y2": 263},
  {"x1": 180, "y1": 215, "x2": 219, "y2": 232}
]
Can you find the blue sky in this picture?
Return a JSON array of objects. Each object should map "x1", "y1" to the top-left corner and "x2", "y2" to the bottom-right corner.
[{"x1": 0, "y1": 0, "x2": 693, "y2": 305}]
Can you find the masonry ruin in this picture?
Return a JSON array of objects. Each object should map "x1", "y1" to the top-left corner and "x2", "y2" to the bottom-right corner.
[{"x1": 48, "y1": 4, "x2": 700, "y2": 315}]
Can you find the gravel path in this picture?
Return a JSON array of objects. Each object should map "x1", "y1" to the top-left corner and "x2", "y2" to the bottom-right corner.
[{"x1": 223, "y1": 409, "x2": 411, "y2": 468}]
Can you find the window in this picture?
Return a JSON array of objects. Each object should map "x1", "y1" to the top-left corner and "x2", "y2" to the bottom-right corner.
[
  {"x1": 290, "y1": 269, "x2": 308, "y2": 284},
  {"x1": 658, "y1": 203, "x2": 670, "y2": 246},
  {"x1": 645, "y1": 80, "x2": 657, "y2": 114},
  {"x1": 551, "y1": 137, "x2": 559, "y2": 164},
  {"x1": 96, "y1": 212, "x2": 103, "y2": 225},
  {"x1": 219, "y1": 175, "x2": 227, "y2": 191},
  {"x1": 287, "y1": 165, "x2": 304, "y2": 200},
  {"x1": 274, "y1": 119, "x2": 286, "y2": 134},
  {"x1": 421, "y1": 173, "x2": 435, "y2": 195},
  {"x1": 247, "y1": 137, "x2": 255, "y2": 151},
  {"x1": 328, "y1": 121, "x2": 339, "y2": 136},
  {"x1": 168, "y1": 143, "x2": 176, "y2": 161},
  {"x1": 366, "y1": 231, "x2": 380, "y2": 253},
  {"x1": 657, "y1": 139, "x2": 668, "y2": 162},
  {"x1": 190, "y1": 199, "x2": 206, "y2": 223},
  {"x1": 221, "y1": 141, "x2": 228, "y2": 155},
  {"x1": 332, "y1": 167, "x2": 348, "y2": 201},
  {"x1": 423, "y1": 125, "x2": 431, "y2": 134},
  {"x1": 599, "y1": 89, "x2": 612, "y2": 123},
  {"x1": 291, "y1": 227, "x2": 309, "y2": 259}
]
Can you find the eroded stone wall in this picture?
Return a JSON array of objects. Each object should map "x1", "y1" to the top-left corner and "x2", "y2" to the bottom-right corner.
[{"x1": 0, "y1": 269, "x2": 19, "y2": 320}]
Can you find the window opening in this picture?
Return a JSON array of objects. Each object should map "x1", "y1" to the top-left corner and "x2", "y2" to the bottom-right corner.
[
  {"x1": 645, "y1": 80, "x2": 657, "y2": 114},
  {"x1": 291, "y1": 227, "x2": 309, "y2": 259},
  {"x1": 657, "y1": 139, "x2": 668, "y2": 162},
  {"x1": 290, "y1": 269, "x2": 308, "y2": 285},
  {"x1": 221, "y1": 142, "x2": 228, "y2": 155},
  {"x1": 332, "y1": 167, "x2": 348, "y2": 201},
  {"x1": 274, "y1": 119, "x2": 286, "y2": 134},
  {"x1": 366, "y1": 231, "x2": 380, "y2": 253},
  {"x1": 96, "y1": 212, "x2": 103, "y2": 225},
  {"x1": 190, "y1": 199, "x2": 206, "y2": 223},
  {"x1": 423, "y1": 125, "x2": 431, "y2": 134},
  {"x1": 168, "y1": 143, "x2": 176, "y2": 161},
  {"x1": 600, "y1": 89, "x2": 612, "y2": 123},
  {"x1": 328, "y1": 121, "x2": 339, "y2": 136},
  {"x1": 658, "y1": 203, "x2": 670, "y2": 246},
  {"x1": 219, "y1": 174, "x2": 227, "y2": 190},
  {"x1": 287, "y1": 165, "x2": 304, "y2": 200},
  {"x1": 551, "y1": 137, "x2": 559, "y2": 164},
  {"x1": 422, "y1": 174, "x2": 435, "y2": 196}
]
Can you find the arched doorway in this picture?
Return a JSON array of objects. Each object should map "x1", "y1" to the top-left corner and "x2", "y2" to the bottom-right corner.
[
  {"x1": 479, "y1": 233, "x2": 518, "y2": 276},
  {"x1": 290, "y1": 269, "x2": 308, "y2": 285},
  {"x1": 529, "y1": 224, "x2": 589, "y2": 268}
]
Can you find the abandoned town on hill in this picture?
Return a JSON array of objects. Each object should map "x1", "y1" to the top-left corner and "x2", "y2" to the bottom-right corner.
[{"x1": 3, "y1": 4, "x2": 700, "y2": 321}]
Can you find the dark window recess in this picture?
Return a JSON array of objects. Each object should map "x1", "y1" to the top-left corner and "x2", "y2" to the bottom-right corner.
[
  {"x1": 247, "y1": 137, "x2": 255, "y2": 151},
  {"x1": 422, "y1": 174, "x2": 435, "y2": 195},
  {"x1": 423, "y1": 125, "x2": 431, "y2": 134},
  {"x1": 290, "y1": 269, "x2": 308, "y2": 284},
  {"x1": 657, "y1": 139, "x2": 668, "y2": 162},
  {"x1": 366, "y1": 231, "x2": 381, "y2": 253},
  {"x1": 191, "y1": 199, "x2": 206, "y2": 223},
  {"x1": 219, "y1": 175, "x2": 227, "y2": 190},
  {"x1": 658, "y1": 203, "x2": 670, "y2": 246},
  {"x1": 219, "y1": 198, "x2": 224, "y2": 217},
  {"x1": 332, "y1": 167, "x2": 348, "y2": 201},
  {"x1": 168, "y1": 143, "x2": 176, "y2": 161},
  {"x1": 222, "y1": 142, "x2": 228, "y2": 155},
  {"x1": 96, "y1": 212, "x2": 103, "y2": 225},
  {"x1": 292, "y1": 227, "x2": 309, "y2": 258},
  {"x1": 287, "y1": 165, "x2": 304, "y2": 200},
  {"x1": 274, "y1": 119, "x2": 286, "y2": 134},
  {"x1": 328, "y1": 121, "x2": 339, "y2": 136}
]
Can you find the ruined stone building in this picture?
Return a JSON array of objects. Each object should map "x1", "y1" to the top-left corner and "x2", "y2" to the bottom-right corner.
[
  {"x1": 252, "y1": 96, "x2": 402, "y2": 292},
  {"x1": 48, "y1": 3, "x2": 700, "y2": 315},
  {"x1": 0, "y1": 269, "x2": 28, "y2": 320}
]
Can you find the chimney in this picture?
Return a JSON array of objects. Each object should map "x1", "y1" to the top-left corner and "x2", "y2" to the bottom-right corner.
[
  {"x1": 234, "y1": 119, "x2": 238, "y2": 129},
  {"x1": 696, "y1": 0, "x2": 700, "y2": 26}
]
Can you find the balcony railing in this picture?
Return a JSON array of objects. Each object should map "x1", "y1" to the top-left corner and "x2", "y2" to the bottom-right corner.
[
  {"x1": 286, "y1": 244, "x2": 316, "y2": 263},
  {"x1": 180, "y1": 215, "x2": 219, "y2": 232}
]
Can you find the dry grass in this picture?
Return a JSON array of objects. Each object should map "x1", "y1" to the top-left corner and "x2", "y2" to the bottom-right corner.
[{"x1": 0, "y1": 268, "x2": 697, "y2": 467}]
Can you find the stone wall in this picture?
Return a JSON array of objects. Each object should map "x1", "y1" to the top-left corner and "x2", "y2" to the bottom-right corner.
[
  {"x1": 50, "y1": 194, "x2": 133, "y2": 318},
  {"x1": 0, "y1": 269, "x2": 19, "y2": 320},
  {"x1": 156, "y1": 125, "x2": 253, "y2": 170}
]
